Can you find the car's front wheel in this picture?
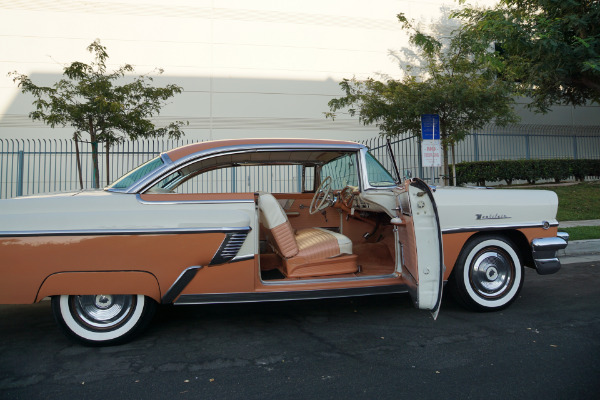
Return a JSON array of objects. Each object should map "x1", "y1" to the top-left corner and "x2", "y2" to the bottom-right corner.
[
  {"x1": 450, "y1": 235, "x2": 524, "y2": 311},
  {"x1": 52, "y1": 294, "x2": 156, "y2": 346}
]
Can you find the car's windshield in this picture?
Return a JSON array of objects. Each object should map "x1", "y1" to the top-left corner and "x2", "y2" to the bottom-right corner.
[
  {"x1": 365, "y1": 152, "x2": 397, "y2": 187},
  {"x1": 320, "y1": 153, "x2": 359, "y2": 189},
  {"x1": 107, "y1": 156, "x2": 164, "y2": 190}
]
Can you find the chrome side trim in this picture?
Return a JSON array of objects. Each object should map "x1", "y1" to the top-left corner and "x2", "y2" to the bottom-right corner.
[
  {"x1": 135, "y1": 193, "x2": 255, "y2": 205},
  {"x1": 230, "y1": 254, "x2": 255, "y2": 263},
  {"x1": 162, "y1": 266, "x2": 203, "y2": 304},
  {"x1": 442, "y1": 221, "x2": 559, "y2": 234},
  {"x1": 210, "y1": 230, "x2": 251, "y2": 265},
  {"x1": 174, "y1": 284, "x2": 409, "y2": 305},
  {"x1": 0, "y1": 226, "x2": 251, "y2": 238}
]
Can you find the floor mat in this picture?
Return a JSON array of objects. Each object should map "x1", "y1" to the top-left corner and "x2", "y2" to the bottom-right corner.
[{"x1": 261, "y1": 268, "x2": 286, "y2": 280}]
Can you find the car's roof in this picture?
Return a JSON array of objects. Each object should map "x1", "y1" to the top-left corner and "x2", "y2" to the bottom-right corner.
[{"x1": 165, "y1": 138, "x2": 362, "y2": 162}]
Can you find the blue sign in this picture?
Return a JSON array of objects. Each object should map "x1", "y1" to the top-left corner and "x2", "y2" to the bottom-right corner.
[{"x1": 421, "y1": 114, "x2": 440, "y2": 140}]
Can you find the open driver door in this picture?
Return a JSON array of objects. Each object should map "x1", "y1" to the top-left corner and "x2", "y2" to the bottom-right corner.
[{"x1": 392, "y1": 178, "x2": 444, "y2": 319}]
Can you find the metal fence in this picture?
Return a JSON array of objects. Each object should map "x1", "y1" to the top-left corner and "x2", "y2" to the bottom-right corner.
[
  {"x1": 1, "y1": 125, "x2": 600, "y2": 199},
  {"x1": 367, "y1": 130, "x2": 600, "y2": 185}
]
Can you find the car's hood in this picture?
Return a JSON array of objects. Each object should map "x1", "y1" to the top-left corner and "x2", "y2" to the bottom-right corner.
[{"x1": 433, "y1": 186, "x2": 559, "y2": 231}]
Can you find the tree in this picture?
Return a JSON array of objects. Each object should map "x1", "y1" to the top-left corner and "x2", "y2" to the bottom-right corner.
[
  {"x1": 10, "y1": 39, "x2": 187, "y2": 188},
  {"x1": 455, "y1": 0, "x2": 600, "y2": 112},
  {"x1": 327, "y1": 14, "x2": 519, "y2": 184}
]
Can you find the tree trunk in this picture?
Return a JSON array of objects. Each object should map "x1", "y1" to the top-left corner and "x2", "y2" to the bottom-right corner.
[
  {"x1": 89, "y1": 117, "x2": 100, "y2": 189},
  {"x1": 73, "y1": 134, "x2": 84, "y2": 190},
  {"x1": 105, "y1": 142, "x2": 110, "y2": 186},
  {"x1": 451, "y1": 142, "x2": 456, "y2": 186},
  {"x1": 441, "y1": 127, "x2": 449, "y2": 186}
]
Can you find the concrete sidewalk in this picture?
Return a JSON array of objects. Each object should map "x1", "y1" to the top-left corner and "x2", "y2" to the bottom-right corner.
[
  {"x1": 559, "y1": 219, "x2": 600, "y2": 228},
  {"x1": 558, "y1": 220, "x2": 600, "y2": 265}
]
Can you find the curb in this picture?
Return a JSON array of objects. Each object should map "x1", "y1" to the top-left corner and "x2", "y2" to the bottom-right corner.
[
  {"x1": 557, "y1": 239, "x2": 600, "y2": 257},
  {"x1": 558, "y1": 239, "x2": 600, "y2": 265}
]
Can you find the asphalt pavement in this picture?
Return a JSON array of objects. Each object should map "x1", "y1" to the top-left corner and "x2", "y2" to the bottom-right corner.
[
  {"x1": 0, "y1": 224, "x2": 598, "y2": 400},
  {"x1": 1, "y1": 267, "x2": 599, "y2": 399}
]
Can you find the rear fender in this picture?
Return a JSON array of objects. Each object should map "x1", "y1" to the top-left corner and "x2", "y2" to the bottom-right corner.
[{"x1": 36, "y1": 271, "x2": 161, "y2": 303}]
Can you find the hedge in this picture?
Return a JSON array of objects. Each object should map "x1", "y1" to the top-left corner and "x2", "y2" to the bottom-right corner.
[{"x1": 455, "y1": 159, "x2": 600, "y2": 186}]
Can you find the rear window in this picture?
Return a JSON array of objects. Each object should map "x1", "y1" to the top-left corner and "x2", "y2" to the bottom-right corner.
[{"x1": 108, "y1": 156, "x2": 164, "y2": 190}]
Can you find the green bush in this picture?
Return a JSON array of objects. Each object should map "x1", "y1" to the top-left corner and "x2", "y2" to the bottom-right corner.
[{"x1": 456, "y1": 159, "x2": 600, "y2": 186}]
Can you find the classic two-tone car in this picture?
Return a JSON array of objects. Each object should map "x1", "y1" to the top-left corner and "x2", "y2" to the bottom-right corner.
[{"x1": 0, "y1": 138, "x2": 568, "y2": 345}]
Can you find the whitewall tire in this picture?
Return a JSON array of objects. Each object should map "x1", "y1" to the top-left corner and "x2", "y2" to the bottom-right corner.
[
  {"x1": 450, "y1": 235, "x2": 524, "y2": 311},
  {"x1": 52, "y1": 294, "x2": 156, "y2": 346}
]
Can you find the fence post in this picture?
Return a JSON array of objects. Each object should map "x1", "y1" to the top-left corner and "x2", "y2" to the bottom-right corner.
[
  {"x1": 232, "y1": 167, "x2": 237, "y2": 193},
  {"x1": 473, "y1": 132, "x2": 479, "y2": 162},
  {"x1": 572, "y1": 136, "x2": 578, "y2": 159},
  {"x1": 418, "y1": 139, "x2": 423, "y2": 179},
  {"x1": 17, "y1": 150, "x2": 24, "y2": 197},
  {"x1": 525, "y1": 135, "x2": 530, "y2": 160},
  {"x1": 297, "y1": 165, "x2": 303, "y2": 192}
]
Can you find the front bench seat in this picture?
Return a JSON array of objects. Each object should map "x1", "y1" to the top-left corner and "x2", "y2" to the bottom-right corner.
[{"x1": 258, "y1": 193, "x2": 358, "y2": 278}]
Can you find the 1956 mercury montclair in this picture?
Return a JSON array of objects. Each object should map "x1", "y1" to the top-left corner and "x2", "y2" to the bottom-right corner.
[{"x1": 0, "y1": 139, "x2": 568, "y2": 345}]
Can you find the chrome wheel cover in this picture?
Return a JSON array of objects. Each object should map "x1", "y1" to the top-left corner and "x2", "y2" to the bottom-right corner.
[
  {"x1": 70, "y1": 295, "x2": 137, "y2": 330},
  {"x1": 468, "y1": 247, "x2": 515, "y2": 300}
]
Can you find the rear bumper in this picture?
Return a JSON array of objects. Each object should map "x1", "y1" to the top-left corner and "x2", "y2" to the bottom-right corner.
[{"x1": 531, "y1": 232, "x2": 569, "y2": 275}]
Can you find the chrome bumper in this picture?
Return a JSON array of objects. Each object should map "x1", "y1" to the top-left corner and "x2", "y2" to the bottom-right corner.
[{"x1": 531, "y1": 232, "x2": 569, "y2": 275}]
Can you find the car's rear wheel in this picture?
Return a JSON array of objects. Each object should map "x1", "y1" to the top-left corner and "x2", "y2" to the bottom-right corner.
[
  {"x1": 450, "y1": 235, "x2": 524, "y2": 311},
  {"x1": 52, "y1": 294, "x2": 156, "y2": 346}
]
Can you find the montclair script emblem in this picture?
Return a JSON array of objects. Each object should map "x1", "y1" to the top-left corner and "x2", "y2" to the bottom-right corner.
[{"x1": 476, "y1": 213, "x2": 511, "y2": 220}]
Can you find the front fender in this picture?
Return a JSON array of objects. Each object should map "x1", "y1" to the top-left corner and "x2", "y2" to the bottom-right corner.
[{"x1": 36, "y1": 271, "x2": 161, "y2": 303}]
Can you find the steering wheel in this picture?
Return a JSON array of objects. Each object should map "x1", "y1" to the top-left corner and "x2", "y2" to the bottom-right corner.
[
  {"x1": 340, "y1": 186, "x2": 356, "y2": 209},
  {"x1": 309, "y1": 176, "x2": 333, "y2": 214}
]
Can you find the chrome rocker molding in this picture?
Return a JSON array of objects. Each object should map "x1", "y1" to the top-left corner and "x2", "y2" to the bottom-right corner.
[
  {"x1": 531, "y1": 233, "x2": 569, "y2": 275},
  {"x1": 0, "y1": 226, "x2": 252, "y2": 238},
  {"x1": 173, "y1": 284, "x2": 409, "y2": 305}
]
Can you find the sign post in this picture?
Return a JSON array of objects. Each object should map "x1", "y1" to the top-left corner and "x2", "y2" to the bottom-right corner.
[{"x1": 421, "y1": 114, "x2": 442, "y2": 183}]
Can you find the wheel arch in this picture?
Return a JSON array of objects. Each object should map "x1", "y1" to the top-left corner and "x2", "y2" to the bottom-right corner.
[
  {"x1": 448, "y1": 229, "x2": 533, "y2": 279},
  {"x1": 36, "y1": 271, "x2": 162, "y2": 303}
]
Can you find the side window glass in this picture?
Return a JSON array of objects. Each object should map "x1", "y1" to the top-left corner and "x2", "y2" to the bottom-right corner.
[
  {"x1": 303, "y1": 166, "x2": 315, "y2": 192},
  {"x1": 170, "y1": 165, "x2": 305, "y2": 194},
  {"x1": 320, "y1": 153, "x2": 358, "y2": 190}
]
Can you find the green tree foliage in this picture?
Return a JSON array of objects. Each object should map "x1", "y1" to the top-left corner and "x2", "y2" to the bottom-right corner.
[
  {"x1": 455, "y1": 0, "x2": 600, "y2": 112},
  {"x1": 10, "y1": 39, "x2": 187, "y2": 188},
  {"x1": 327, "y1": 14, "x2": 519, "y2": 184}
]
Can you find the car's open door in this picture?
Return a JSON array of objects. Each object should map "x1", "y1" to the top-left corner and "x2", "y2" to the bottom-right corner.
[{"x1": 393, "y1": 178, "x2": 444, "y2": 319}]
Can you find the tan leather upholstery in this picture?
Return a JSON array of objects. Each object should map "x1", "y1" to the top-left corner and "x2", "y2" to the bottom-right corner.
[{"x1": 258, "y1": 193, "x2": 357, "y2": 278}]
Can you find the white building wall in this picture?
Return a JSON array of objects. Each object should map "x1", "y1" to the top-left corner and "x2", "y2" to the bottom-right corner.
[{"x1": 1, "y1": 0, "x2": 598, "y2": 142}]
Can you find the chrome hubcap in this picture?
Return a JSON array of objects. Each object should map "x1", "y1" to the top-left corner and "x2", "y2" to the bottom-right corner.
[
  {"x1": 71, "y1": 295, "x2": 136, "y2": 330},
  {"x1": 95, "y1": 295, "x2": 113, "y2": 309},
  {"x1": 469, "y1": 247, "x2": 515, "y2": 299}
]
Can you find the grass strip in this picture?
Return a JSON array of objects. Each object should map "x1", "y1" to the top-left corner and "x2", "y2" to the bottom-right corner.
[{"x1": 559, "y1": 226, "x2": 600, "y2": 241}]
